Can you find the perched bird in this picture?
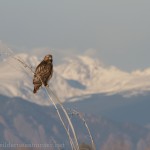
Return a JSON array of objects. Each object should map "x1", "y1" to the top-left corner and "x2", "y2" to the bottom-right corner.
[{"x1": 33, "y1": 54, "x2": 53, "y2": 93}]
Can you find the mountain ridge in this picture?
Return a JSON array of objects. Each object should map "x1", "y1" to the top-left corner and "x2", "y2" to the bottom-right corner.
[{"x1": 0, "y1": 52, "x2": 150, "y2": 105}]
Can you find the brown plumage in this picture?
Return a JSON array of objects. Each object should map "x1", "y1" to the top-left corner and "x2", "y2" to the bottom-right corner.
[{"x1": 33, "y1": 54, "x2": 53, "y2": 93}]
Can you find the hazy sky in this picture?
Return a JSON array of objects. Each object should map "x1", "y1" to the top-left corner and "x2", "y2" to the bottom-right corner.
[{"x1": 0, "y1": 0, "x2": 150, "y2": 71}]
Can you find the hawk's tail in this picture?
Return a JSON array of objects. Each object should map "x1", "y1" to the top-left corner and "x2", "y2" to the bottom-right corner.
[{"x1": 33, "y1": 84, "x2": 42, "y2": 93}]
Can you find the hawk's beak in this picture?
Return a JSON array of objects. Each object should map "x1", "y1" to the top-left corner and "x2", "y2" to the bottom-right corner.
[{"x1": 49, "y1": 57, "x2": 52, "y2": 61}]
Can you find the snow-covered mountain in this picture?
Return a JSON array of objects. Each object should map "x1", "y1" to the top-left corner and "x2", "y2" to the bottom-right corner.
[
  {"x1": 1, "y1": 51, "x2": 150, "y2": 105},
  {"x1": 56, "y1": 56, "x2": 150, "y2": 96}
]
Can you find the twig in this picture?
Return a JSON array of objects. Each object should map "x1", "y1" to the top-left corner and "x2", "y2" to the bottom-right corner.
[{"x1": 68, "y1": 109, "x2": 96, "y2": 150}]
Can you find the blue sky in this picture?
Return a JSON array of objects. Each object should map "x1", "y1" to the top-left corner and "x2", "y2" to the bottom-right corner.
[{"x1": 0, "y1": 0, "x2": 150, "y2": 71}]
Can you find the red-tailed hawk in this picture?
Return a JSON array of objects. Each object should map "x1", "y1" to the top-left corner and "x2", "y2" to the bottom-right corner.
[{"x1": 33, "y1": 54, "x2": 53, "y2": 93}]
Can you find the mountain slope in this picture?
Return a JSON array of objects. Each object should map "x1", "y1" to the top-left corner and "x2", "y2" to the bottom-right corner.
[
  {"x1": 65, "y1": 93, "x2": 150, "y2": 126},
  {"x1": 0, "y1": 95, "x2": 150, "y2": 150}
]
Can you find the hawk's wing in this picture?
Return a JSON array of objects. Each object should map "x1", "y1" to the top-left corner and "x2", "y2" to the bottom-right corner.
[{"x1": 33, "y1": 60, "x2": 53, "y2": 85}]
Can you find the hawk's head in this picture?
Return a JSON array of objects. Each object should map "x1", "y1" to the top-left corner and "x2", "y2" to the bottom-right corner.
[{"x1": 44, "y1": 54, "x2": 53, "y2": 62}]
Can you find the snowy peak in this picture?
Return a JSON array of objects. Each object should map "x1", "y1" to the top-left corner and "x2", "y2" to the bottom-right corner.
[{"x1": 56, "y1": 55, "x2": 104, "y2": 83}]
